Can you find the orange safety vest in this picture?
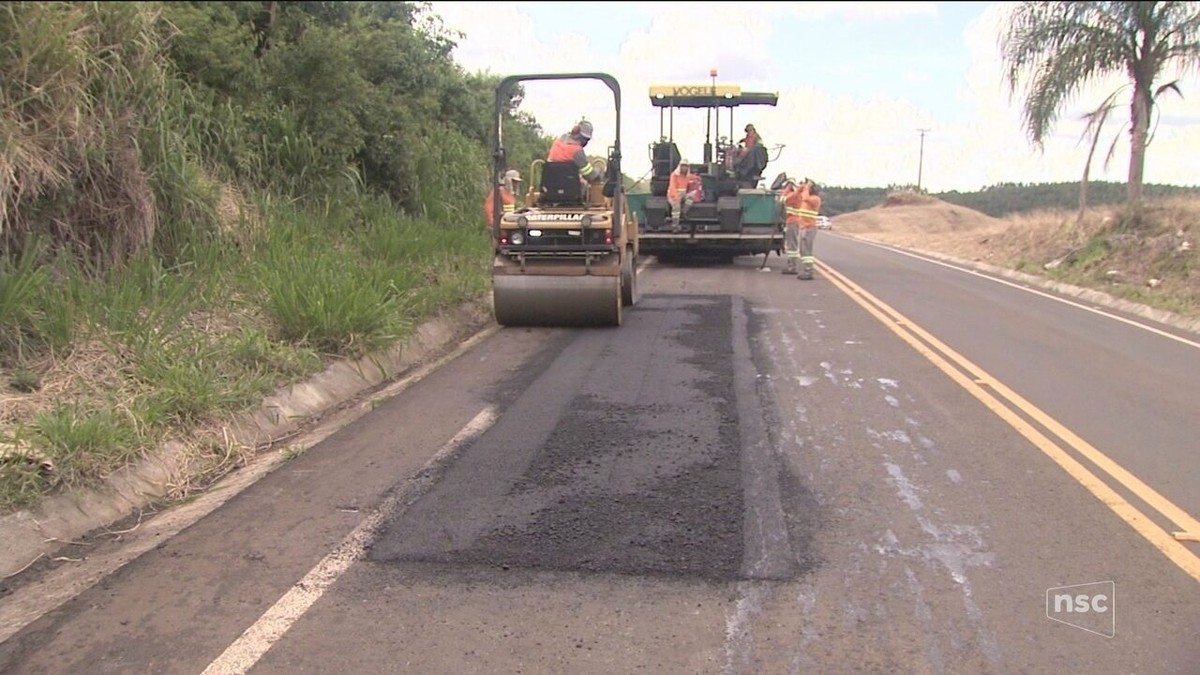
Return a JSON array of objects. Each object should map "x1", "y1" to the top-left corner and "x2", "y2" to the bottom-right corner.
[
  {"x1": 483, "y1": 186, "x2": 515, "y2": 227},
  {"x1": 784, "y1": 185, "x2": 821, "y2": 228},
  {"x1": 548, "y1": 135, "x2": 599, "y2": 180},
  {"x1": 668, "y1": 170, "x2": 692, "y2": 201}
]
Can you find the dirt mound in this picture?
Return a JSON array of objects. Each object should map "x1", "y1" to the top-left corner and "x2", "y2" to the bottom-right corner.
[
  {"x1": 833, "y1": 194, "x2": 1005, "y2": 236},
  {"x1": 883, "y1": 190, "x2": 938, "y2": 207}
]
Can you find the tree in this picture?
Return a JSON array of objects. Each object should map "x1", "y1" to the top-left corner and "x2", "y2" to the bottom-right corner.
[
  {"x1": 1000, "y1": 1, "x2": 1200, "y2": 203},
  {"x1": 1075, "y1": 90, "x2": 1121, "y2": 221}
]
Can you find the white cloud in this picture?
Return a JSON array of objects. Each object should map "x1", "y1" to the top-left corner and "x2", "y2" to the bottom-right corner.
[
  {"x1": 431, "y1": 1, "x2": 1200, "y2": 191},
  {"x1": 781, "y1": 1, "x2": 939, "y2": 21}
]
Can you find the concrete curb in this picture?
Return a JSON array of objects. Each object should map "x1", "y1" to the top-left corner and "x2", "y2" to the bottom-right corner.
[
  {"x1": 0, "y1": 297, "x2": 495, "y2": 579},
  {"x1": 840, "y1": 233, "x2": 1200, "y2": 336}
]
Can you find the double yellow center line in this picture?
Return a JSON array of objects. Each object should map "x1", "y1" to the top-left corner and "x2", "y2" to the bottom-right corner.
[{"x1": 817, "y1": 260, "x2": 1200, "y2": 584}]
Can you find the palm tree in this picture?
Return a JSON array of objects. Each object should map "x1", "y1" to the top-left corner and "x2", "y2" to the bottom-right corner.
[
  {"x1": 1073, "y1": 81, "x2": 1181, "y2": 221},
  {"x1": 1076, "y1": 94, "x2": 1118, "y2": 222},
  {"x1": 1000, "y1": 1, "x2": 1200, "y2": 203}
]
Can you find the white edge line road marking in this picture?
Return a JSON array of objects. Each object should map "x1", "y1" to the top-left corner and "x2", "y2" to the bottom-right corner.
[
  {"x1": 201, "y1": 406, "x2": 498, "y2": 675},
  {"x1": 841, "y1": 234, "x2": 1200, "y2": 350},
  {"x1": 0, "y1": 326, "x2": 499, "y2": 646}
]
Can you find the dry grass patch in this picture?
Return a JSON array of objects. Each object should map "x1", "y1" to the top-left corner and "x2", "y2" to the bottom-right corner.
[{"x1": 834, "y1": 193, "x2": 1199, "y2": 319}]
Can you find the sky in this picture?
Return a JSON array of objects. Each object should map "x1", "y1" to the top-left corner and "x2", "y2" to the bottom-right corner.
[{"x1": 424, "y1": 1, "x2": 1200, "y2": 193}]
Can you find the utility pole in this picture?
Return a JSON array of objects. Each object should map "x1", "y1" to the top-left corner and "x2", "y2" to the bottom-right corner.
[
  {"x1": 916, "y1": 128, "x2": 930, "y2": 192},
  {"x1": 705, "y1": 68, "x2": 717, "y2": 165}
]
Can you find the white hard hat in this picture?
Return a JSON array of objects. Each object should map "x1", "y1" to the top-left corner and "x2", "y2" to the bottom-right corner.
[
  {"x1": 504, "y1": 169, "x2": 522, "y2": 182},
  {"x1": 577, "y1": 120, "x2": 593, "y2": 139}
]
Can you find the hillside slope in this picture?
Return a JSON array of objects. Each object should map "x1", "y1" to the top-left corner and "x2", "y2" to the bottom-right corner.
[{"x1": 830, "y1": 192, "x2": 1199, "y2": 323}]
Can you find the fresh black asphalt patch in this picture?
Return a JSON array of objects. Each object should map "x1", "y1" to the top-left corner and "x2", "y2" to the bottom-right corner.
[{"x1": 368, "y1": 294, "x2": 817, "y2": 583}]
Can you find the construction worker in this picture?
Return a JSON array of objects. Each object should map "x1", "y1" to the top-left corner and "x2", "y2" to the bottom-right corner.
[
  {"x1": 483, "y1": 169, "x2": 522, "y2": 228},
  {"x1": 547, "y1": 120, "x2": 603, "y2": 184},
  {"x1": 667, "y1": 159, "x2": 697, "y2": 232},
  {"x1": 781, "y1": 178, "x2": 822, "y2": 279},
  {"x1": 732, "y1": 123, "x2": 768, "y2": 182},
  {"x1": 740, "y1": 124, "x2": 761, "y2": 152}
]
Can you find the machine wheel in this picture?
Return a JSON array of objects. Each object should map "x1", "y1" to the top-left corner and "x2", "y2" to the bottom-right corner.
[
  {"x1": 621, "y1": 248, "x2": 639, "y2": 307},
  {"x1": 493, "y1": 273, "x2": 623, "y2": 328}
]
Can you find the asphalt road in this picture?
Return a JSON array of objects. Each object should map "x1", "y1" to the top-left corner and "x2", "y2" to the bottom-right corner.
[{"x1": 2, "y1": 235, "x2": 1198, "y2": 674}]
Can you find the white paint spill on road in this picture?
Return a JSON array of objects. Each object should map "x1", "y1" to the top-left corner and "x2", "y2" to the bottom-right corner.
[
  {"x1": 885, "y1": 462, "x2": 926, "y2": 511},
  {"x1": 819, "y1": 361, "x2": 839, "y2": 386},
  {"x1": 905, "y1": 565, "x2": 948, "y2": 675},
  {"x1": 877, "y1": 378, "x2": 899, "y2": 389},
  {"x1": 201, "y1": 407, "x2": 498, "y2": 675},
  {"x1": 884, "y1": 394, "x2": 900, "y2": 407},
  {"x1": 947, "y1": 469, "x2": 962, "y2": 484},
  {"x1": 869, "y1": 428, "x2": 914, "y2": 446},
  {"x1": 722, "y1": 581, "x2": 770, "y2": 675},
  {"x1": 880, "y1": 461, "x2": 1002, "y2": 667},
  {"x1": 795, "y1": 375, "x2": 819, "y2": 387}
]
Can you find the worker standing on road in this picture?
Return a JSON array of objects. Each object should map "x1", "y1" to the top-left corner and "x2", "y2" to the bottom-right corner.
[
  {"x1": 483, "y1": 169, "x2": 523, "y2": 228},
  {"x1": 548, "y1": 120, "x2": 603, "y2": 185},
  {"x1": 781, "y1": 178, "x2": 821, "y2": 277},
  {"x1": 792, "y1": 179, "x2": 822, "y2": 279},
  {"x1": 780, "y1": 179, "x2": 803, "y2": 274}
]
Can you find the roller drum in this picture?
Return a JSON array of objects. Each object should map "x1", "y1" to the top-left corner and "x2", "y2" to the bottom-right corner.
[{"x1": 492, "y1": 274, "x2": 622, "y2": 327}]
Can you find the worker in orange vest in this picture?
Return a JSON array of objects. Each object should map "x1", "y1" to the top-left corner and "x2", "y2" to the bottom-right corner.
[
  {"x1": 667, "y1": 159, "x2": 701, "y2": 232},
  {"x1": 740, "y1": 124, "x2": 761, "y2": 153},
  {"x1": 781, "y1": 178, "x2": 822, "y2": 279},
  {"x1": 728, "y1": 124, "x2": 761, "y2": 167},
  {"x1": 483, "y1": 169, "x2": 523, "y2": 228},
  {"x1": 547, "y1": 120, "x2": 603, "y2": 184}
]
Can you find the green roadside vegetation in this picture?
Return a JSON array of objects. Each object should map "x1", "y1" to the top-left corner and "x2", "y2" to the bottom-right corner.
[{"x1": 0, "y1": 0, "x2": 553, "y2": 512}]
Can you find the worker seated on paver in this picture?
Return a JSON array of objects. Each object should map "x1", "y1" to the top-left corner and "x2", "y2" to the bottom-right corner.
[{"x1": 667, "y1": 159, "x2": 704, "y2": 232}]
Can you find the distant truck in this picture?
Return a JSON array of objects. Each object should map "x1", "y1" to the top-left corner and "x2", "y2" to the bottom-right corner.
[{"x1": 626, "y1": 82, "x2": 787, "y2": 265}]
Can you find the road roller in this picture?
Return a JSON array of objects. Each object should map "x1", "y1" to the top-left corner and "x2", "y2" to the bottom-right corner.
[{"x1": 488, "y1": 73, "x2": 639, "y2": 328}]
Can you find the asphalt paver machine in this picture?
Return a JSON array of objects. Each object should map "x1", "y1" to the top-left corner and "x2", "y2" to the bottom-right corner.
[{"x1": 627, "y1": 81, "x2": 787, "y2": 265}]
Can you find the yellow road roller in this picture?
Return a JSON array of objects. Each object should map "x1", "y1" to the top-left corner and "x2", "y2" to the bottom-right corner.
[{"x1": 489, "y1": 73, "x2": 639, "y2": 328}]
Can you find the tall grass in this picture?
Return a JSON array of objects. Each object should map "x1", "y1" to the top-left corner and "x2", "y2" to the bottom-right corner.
[
  {"x1": 256, "y1": 199, "x2": 411, "y2": 357},
  {"x1": 0, "y1": 2, "x2": 173, "y2": 269},
  {"x1": 1, "y1": 3, "x2": 501, "y2": 512},
  {"x1": 0, "y1": 235, "x2": 47, "y2": 356}
]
